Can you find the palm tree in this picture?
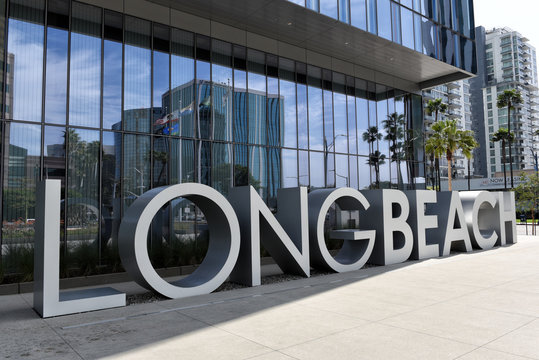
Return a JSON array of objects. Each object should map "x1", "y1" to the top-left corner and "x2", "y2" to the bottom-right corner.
[
  {"x1": 425, "y1": 120, "x2": 479, "y2": 191},
  {"x1": 362, "y1": 126, "x2": 383, "y2": 189},
  {"x1": 383, "y1": 112, "x2": 405, "y2": 188},
  {"x1": 497, "y1": 89, "x2": 523, "y2": 188},
  {"x1": 426, "y1": 98, "x2": 448, "y2": 190},
  {"x1": 492, "y1": 127, "x2": 515, "y2": 190}
]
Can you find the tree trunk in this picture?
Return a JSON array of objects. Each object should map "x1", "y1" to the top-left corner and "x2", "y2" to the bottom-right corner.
[
  {"x1": 507, "y1": 104, "x2": 514, "y2": 188},
  {"x1": 447, "y1": 151, "x2": 453, "y2": 191},
  {"x1": 502, "y1": 141, "x2": 507, "y2": 190},
  {"x1": 435, "y1": 158, "x2": 441, "y2": 191},
  {"x1": 467, "y1": 158, "x2": 471, "y2": 191}
]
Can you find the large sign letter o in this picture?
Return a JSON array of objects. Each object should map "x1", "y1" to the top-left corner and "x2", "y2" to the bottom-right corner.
[{"x1": 118, "y1": 184, "x2": 240, "y2": 299}]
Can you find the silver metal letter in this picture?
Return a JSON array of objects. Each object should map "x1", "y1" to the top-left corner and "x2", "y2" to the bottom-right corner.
[
  {"x1": 405, "y1": 190, "x2": 439, "y2": 260},
  {"x1": 118, "y1": 183, "x2": 240, "y2": 298},
  {"x1": 228, "y1": 186, "x2": 309, "y2": 286},
  {"x1": 308, "y1": 188, "x2": 375, "y2": 273},
  {"x1": 430, "y1": 192, "x2": 473, "y2": 256},
  {"x1": 34, "y1": 180, "x2": 125, "y2": 318},
  {"x1": 362, "y1": 190, "x2": 414, "y2": 265},
  {"x1": 460, "y1": 191, "x2": 498, "y2": 250},
  {"x1": 496, "y1": 191, "x2": 517, "y2": 245}
]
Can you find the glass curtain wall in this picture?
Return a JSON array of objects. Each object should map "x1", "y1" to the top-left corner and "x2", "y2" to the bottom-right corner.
[
  {"x1": 0, "y1": 0, "x2": 425, "y2": 283},
  {"x1": 286, "y1": 0, "x2": 476, "y2": 73}
]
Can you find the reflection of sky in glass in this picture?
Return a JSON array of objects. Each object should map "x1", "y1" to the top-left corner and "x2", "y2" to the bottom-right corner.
[
  {"x1": 359, "y1": 155, "x2": 371, "y2": 189},
  {"x1": 153, "y1": 51, "x2": 169, "y2": 115},
  {"x1": 299, "y1": 150, "x2": 309, "y2": 186},
  {"x1": 69, "y1": 33, "x2": 101, "y2": 127},
  {"x1": 8, "y1": 122, "x2": 41, "y2": 156},
  {"x1": 335, "y1": 154, "x2": 349, "y2": 187},
  {"x1": 8, "y1": 19, "x2": 43, "y2": 122},
  {"x1": 349, "y1": 156, "x2": 359, "y2": 189},
  {"x1": 124, "y1": 45, "x2": 151, "y2": 110},
  {"x1": 320, "y1": 0, "x2": 338, "y2": 19},
  {"x1": 308, "y1": 86, "x2": 323, "y2": 151},
  {"x1": 281, "y1": 149, "x2": 297, "y2": 188},
  {"x1": 250, "y1": 146, "x2": 267, "y2": 199},
  {"x1": 310, "y1": 151, "x2": 324, "y2": 188},
  {"x1": 280, "y1": 80, "x2": 296, "y2": 148},
  {"x1": 248, "y1": 72, "x2": 266, "y2": 145},
  {"x1": 196, "y1": 60, "x2": 210, "y2": 81},
  {"x1": 348, "y1": 95, "x2": 357, "y2": 154},
  {"x1": 357, "y1": 98, "x2": 369, "y2": 155},
  {"x1": 45, "y1": 27, "x2": 67, "y2": 124},
  {"x1": 297, "y1": 84, "x2": 308, "y2": 149},
  {"x1": 172, "y1": 55, "x2": 194, "y2": 87},
  {"x1": 212, "y1": 64, "x2": 232, "y2": 141},
  {"x1": 334, "y1": 93, "x2": 348, "y2": 153},
  {"x1": 350, "y1": 0, "x2": 367, "y2": 30},
  {"x1": 103, "y1": 41, "x2": 122, "y2": 129}
]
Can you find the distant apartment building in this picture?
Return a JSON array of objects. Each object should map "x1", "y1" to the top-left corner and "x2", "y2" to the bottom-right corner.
[
  {"x1": 471, "y1": 27, "x2": 539, "y2": 179},
  {"x1": 423, "y1": 79, "x2": 473, "y2": 182}
]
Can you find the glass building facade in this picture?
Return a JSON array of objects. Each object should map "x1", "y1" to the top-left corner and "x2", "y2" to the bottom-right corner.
[
  {"x1": 287, "y1": 0, "x2": 476, "y2": 73},
  {"x1": 0, "y1": 0, "x2": 474, "y2": 283}
]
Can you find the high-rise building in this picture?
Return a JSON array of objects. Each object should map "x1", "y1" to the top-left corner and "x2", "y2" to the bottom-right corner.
[
  {"x1": 0, "y1": 0, "x2": 476, "y2": 283},
  {"x1": 471, "y1": 27, "x2": 539, "y2": 179},
  {"x1": 423, "y1": 79, "x2": 473, "y2": 185}
]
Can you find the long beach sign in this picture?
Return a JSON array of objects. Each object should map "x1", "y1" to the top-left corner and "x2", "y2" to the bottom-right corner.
[{"x1": 33, "y1": 180, "x2": 516, "y2": 318}]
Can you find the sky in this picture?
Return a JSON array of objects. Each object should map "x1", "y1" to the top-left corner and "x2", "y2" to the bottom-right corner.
[{"x1": 474, "y1": 0, "x2": 539, "y2": 49}]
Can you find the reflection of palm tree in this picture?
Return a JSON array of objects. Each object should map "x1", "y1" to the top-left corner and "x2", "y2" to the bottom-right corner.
[
  {"x1": 362, "y1": 126, "x2": 383, "y2": 189},
  {"x1": 425, "y1": 98, "x2": 448, "y2": 191},
  {"x1": 383, "y1": 112, "x2": 405, "y2": 187}
]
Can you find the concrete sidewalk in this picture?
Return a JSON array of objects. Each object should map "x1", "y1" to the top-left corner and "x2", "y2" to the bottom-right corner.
[{"x1": 1, "y1": 229, "x2": 538, "y2": 360}]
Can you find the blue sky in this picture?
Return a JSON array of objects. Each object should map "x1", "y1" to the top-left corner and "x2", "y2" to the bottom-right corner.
[{"x1": 474, "y1": 0, "x2": 539, "y2": 49}]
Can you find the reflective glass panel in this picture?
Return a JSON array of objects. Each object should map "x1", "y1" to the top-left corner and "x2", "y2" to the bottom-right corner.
[
  {"x1": 102, "y1": 131, "x2": 121, "y2": 255},
  {"x1": 153, "y1": 25, "x2": 170, "y2": 136},
  {"x1": 280, "y1": 79, "x2": 297, "y2": 148},
  {"x1": 103, "y1": 40, "x2": 122, "y2": 130},
  {"x1": 171, "y1": 29, "x2": 195, "y2": 138},
  {"x1": 347, "y1": 95, "x2": 357, "y2": 154},
  {"x1": 153, "y1": 136, "x2": 169, "y2": 187},
  {"x1": 234, "y1": 144, "x2": 248, "y2": 186},
  {"x1": 298, "y1": 150, "x2": 309, "y2": 187},
  {"x1": 212, "y1": 39, "x2": 233, "y2": 142},
  {"x1": 339, "y1": 0, "x2": 350, "y2": 23},
  {"x1": 282, "y1": 149, "x2": 298, "y2": 188},
  {"x1": 335, "y1": 154, "x2": 348, "y2": 187},
  {"x1": 267, "y1": 147, "x2": 281, "y2": 208},
  {"x1": 212, "y1": 142, "x2": 232, "y2": 196},
  {"x1": 333, "y1": 93, "x2": 348, "y2": 153},
  {"x1": 349, "y1": 155, "x2": 358, "y2": 189},
  {"x1": 376, "y1": 0, "x2": 391, "y2": 40},
  {"x1": 320, "y1": 0, "x2": 338, "y2": 19},
  {"x1": 249, "y1": 146, "x2": 267, "y2": 201},
  {"x1": 297, "y1": 84, "x2": 308, "y2": 149},
  {"x1": 44, "y1": 27, "x2": 67, "y2": 124},
  {"x1": 350, "y1": 0, "x2": 366, "y2": 30},
  {"x1": 69, "y1": 2, "x2": 101, "y2": 128},
  {"x1": 7, "y1": 7, "x2": 44, "y2": 122},
  {"x1": 123, "y1": 134, "x2": 150, "y2": 209},
  {"x1": 170, "y1": 138, "x2": 195, "y2": 183},
  {"x1": 401, "y1": 7, "x2": 414, "y2": 50},
  {"x1": 124, "y1": 17, "x2": 151, "y2": 133},
  {"x1": 308, "y1": 86, "x2": 323, "y2": 151},
  {"x1": 310, "y1": 151, "x2": 324, "y2": 188}
]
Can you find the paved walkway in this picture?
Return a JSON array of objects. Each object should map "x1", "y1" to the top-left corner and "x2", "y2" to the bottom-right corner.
[{"x1": 1, "y1": 227, "x2": 538, "y2": 360}]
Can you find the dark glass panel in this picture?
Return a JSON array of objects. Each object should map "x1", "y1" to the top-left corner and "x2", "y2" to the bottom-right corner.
[
  {"x1": 66, "y1": 128, "x2": 100, "y2": 266},
  {"x1": 153, "y1": 23, "x2": 170, "y2": 53},
  {"x1": 101, "y1": 131, "x2": 121, "y2": 263},
  {"x1": 234, "y1": 144, "x2": 248, "y2": 186},
  {"x1": 171, "y1": 29, "x2": 195, "y2": 138},
  {"x1": 69, "y1": 2, "x2": 102, "y2": 128},
  {"x1": 198, "y1": 140, "x2": 211, "y2": 186},
  {"x1": 212, "y1": 142, "x2": 232, "y2": 196},
  {"x1": 104, "y1": 10, "x2": 122, "y2": 42},
  {"x1": 124, "y1": 17, "x2": 151, "y2": 132},
  {"x1": 9, "y1": 0, "x2": 44, "y2": 23},
  {"x1": 153, "y1": 136, "x2": 169, "y2": 187},
  {"x1": 103, "y1": 40, "x2": 122, "y2": 130},
  {"x1": 249, "y1": 146, "x2": 267, "y2": 201},
  {"x1": 196, "y1": 34, "x2": 210, "y2": 62},
  {"x1": 282, "y1": 148, "x2": 298, "y2": 188},
  {"x1": 267, "y1": 147, "x2": 281, "y2": 208},
  {"x1": 47, "y1": 0, "x2": 68, "y2": 29},
  {"x1": 2, "y1": 123, "x2": 41, "y2": 274},
  {"x1": 44, "y1": 27, "x2": 68, "y2": 124},
  {"x1": 441, "y1": 27, "x2": 454, "y2": 66},
  {"x1": 310, "y1": 151, "x2": 324, "y2": 188}
]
